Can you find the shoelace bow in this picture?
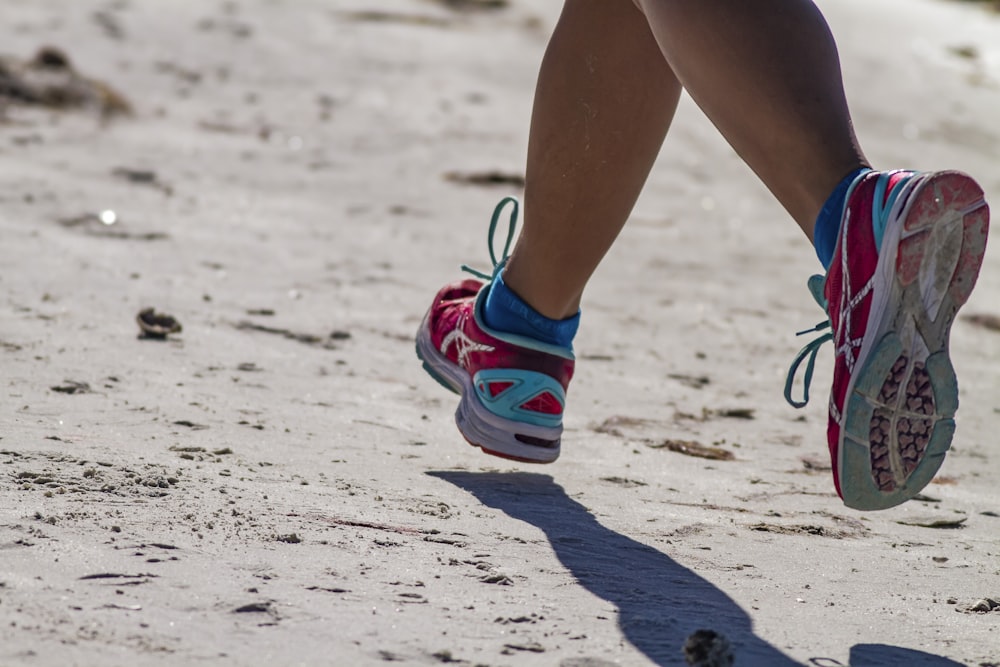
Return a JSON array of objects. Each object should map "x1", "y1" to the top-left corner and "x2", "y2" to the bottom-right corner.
[
  {"x1": 461, "y1": 196, "x2": 519, "y2": 281},
  {"x1": 784, "y1": 274, "x2": 832, "y2": 409}
]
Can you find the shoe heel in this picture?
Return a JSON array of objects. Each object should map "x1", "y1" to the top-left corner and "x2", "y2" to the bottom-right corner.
[
  {"x1": 454, "y1": 391, "x2": 561, "y2": 464},
  {"x1": 896, "y1": 172, "x2": 989, "y2": 304}
]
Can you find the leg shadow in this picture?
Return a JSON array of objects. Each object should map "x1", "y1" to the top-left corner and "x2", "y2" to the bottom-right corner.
[
  {"x1": 429, "y1": 470, "x2": 799, "y2": 666},
  {"x1": 430, "y1": 472, "x2": 972, "y2": 667}
]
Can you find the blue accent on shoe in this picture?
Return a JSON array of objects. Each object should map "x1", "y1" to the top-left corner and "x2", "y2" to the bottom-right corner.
[
  {"x1": 472, "y1": 368, "x2": 565, "y2": 429},
  {"x1": 814, "y1": 167, "x2": 871, "y2": 269},
  {"x1": 870, "y1": 170, "x2": 917, "y2": 251},
  {"x1": 483, "y1": 270, "x2": 580, "y2": 349}
]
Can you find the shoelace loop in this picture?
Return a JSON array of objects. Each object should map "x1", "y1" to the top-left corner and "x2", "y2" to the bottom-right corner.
[
  {"x1": 784, "y1": 322, "x2": 833, "y2": 408},
  {"x1": 461, "y1": 196, "x2": 519, "y2": 281},
  {"x1": 784, "y1": 274, "x2": 831, "y2": 409}
]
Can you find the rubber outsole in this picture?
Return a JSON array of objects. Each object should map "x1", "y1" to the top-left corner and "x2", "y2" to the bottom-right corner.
[{"x1": 838, "y1": 171, "x2": 989, "y2": 510}]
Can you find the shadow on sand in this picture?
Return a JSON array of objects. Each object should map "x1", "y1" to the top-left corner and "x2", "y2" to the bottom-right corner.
[{"x1": 429, "y1": 471, "x2": 968, "y2": 667}]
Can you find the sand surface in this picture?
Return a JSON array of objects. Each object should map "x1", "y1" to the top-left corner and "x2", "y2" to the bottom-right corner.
[{"x1": 2, "y1": 1, "x2": 1000, "y2": 665}]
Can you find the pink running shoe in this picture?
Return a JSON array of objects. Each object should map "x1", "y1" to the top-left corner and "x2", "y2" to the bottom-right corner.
[
  {"x1": 787, "y1": 170, "x2": 990, "y2": 510},
  {"x1": 416, "y1": 198, "x2": 575, "y2": 463}
]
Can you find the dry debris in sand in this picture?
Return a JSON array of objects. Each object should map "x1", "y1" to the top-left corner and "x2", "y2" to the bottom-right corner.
[
  {"x1": 895, "y1": 514, "x2": 968, "y2": 529},
  {"x1": 0, "y1": 46, "x2": 131, "y2": 118},
  {"x1": 342, "y1": 0, "x2": 512, "y2": 29},
  {"x1": 600, "y1": 476, "x2": 648, "y2": 488},
  {"x1": 426, "y1": 0, "x2": 510, "y2": 11},
  {"x1": 591, "y1": 415, "x2": 652, "y2": 437},
  {"x1": 964, "y1": 312, "x2": 1000, "y2": 332},
  {"x1": 444, "y1": 169, "x2": 526, "y2": 187},
  {"x1": 233, "y1": 320, "x2": 350, "y2": 350},
  {"x1": 648, "y1": 438, "x2": 735, "y2": 461},
  {"x1": 341, "y1": 10, "x2": 453, "y2": 27},
  {"x1": 49, "y1": 380, "x2": 92, "y2": 395}
]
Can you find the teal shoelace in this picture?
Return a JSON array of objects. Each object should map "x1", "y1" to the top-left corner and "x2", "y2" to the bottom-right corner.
[
  {"x1": 784, "y1": 274, "x2": 832, "y2": 409},
  {"x1": 461, "y1": 197, "x2": 519, "y2": 282}
]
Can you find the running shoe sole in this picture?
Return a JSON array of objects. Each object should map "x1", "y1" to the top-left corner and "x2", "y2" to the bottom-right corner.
[{"x1": 838, "y1": 171, "x2": 989, "y2": 510}]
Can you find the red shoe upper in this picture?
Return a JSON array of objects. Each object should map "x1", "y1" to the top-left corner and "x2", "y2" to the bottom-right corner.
[{"x1": 427, "y1": 279, "x2": 575, "y2": 392}]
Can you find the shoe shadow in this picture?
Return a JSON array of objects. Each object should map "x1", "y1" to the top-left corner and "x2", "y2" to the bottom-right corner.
[
  {"x1": 847, "y1": 644, "x2": 967, "y2": 667},
  {"x1": 428, "y1": 471, "x2": 969, "y2": 667}
]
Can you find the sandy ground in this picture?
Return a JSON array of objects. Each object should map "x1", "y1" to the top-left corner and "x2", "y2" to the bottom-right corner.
[{"x1": 1, "y1": 1, "x2": 999, "y2": 665}]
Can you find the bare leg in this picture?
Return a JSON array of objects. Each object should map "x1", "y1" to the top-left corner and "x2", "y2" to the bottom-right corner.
[
  {"x1": 503, "y1": 0, "x2": 681, "y2": 320},
  {"x1": 504, "y1": 0, "x2": 869, "y2": 320},
  {"x1": 633, "y1": 0, "x2": 869, "y2": 233}
]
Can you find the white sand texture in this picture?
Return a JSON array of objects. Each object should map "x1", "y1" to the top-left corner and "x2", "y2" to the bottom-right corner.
[{"x1": 2, "y1": 1, "x2": 1000, "y2": 665}]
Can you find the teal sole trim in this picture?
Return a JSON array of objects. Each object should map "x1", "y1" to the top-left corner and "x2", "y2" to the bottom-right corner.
[{"x1": 925, "y1": 351, "x2": 958, "y2": 417}]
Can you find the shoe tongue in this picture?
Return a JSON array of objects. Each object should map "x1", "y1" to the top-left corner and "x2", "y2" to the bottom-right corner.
[{"x1": 807, "y1": 274, "x2": 828, "y2": 310}]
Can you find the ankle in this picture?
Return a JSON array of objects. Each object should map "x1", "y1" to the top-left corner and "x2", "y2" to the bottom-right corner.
[{"x1": 501, "y1": 260, "x2": 581, "y2": 321}]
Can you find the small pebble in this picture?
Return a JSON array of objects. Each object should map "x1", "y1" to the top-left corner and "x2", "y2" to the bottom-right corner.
[{"x1": 683, "y1": 629, "x2": 734, "y2": 667}]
